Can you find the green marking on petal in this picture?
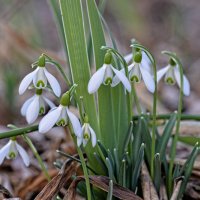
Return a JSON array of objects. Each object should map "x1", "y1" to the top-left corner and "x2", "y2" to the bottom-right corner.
[
  {"x1": 39, "y1": 107, "x2": 45, "y2": 115},
  {"x1": 130, "y1": 76, "x2": 140, "y2": 83},
  {"x1": 9, "y1": 152, "x2": 16, "y2": 159},
  {"x1": 166, "y1": 77, "x2": 175, "y2": 85},
  {"x1": 57, "y1": 119, "x2": 67, "y2": 126},
  {"x1": 36, "y1": 80, "x2": 45, "y2": 88},
  {"x1": 84, "y1": 133, "x2": 90, "y2": 140},
  {"x1": 104, "y1": 77, "x2": 112, "y2": 85}
]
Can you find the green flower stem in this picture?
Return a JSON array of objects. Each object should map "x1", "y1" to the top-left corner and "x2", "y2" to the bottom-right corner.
[
  {"x1": 151, "y1": 61, "x2": 157, "y2": 178},
  {"x1": 131, "y1": 83, "x2": 142, "y2": 114},
  {"x1": 162, "y1": 51, "x2": 184, "y2": 196},
  {"x1": 45, "y1": 60, "x2": 71, "y2": 86},
  {"x1": 0, "y1": 125, "x2": 38, "y2": 140},
  {"x1": 69, "y1": 126, "x2": 91, "y2": 200},
  {"x1": 23, "y1": 135, "x2": 51, "y2": 182},
  {"x1": 131, "y1": 42, "x2": 157, "y2": 178}
]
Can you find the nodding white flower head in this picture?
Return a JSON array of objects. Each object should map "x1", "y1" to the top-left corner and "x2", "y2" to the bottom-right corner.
[
  {"x1": 19, "y1": 55, "x2": 61, "y2": 97},
  {"x1": 88, "y1": 51, "x2": 131, "y2": 93},
  {"x1": 77, "y1": 115, "x2": 97, "y2": 147},
  {"x1": 39, "y1": 92, "x2": 82, "y2": 137},
  {"x1": 113, "y1": 51, "x2": 155, "y2": 93},
  {"x1": 124, "y1": 51, "x2": 152, "y2": 75},
  {"x1": 0, "y1": 138, "x2": 30, "y2": 166},
  {"x1": 21, "y1": 89, "x2": 55, "y2": 124},
  {"x1": 157, "y1": 58, "x2": 190, "y2": 96}
]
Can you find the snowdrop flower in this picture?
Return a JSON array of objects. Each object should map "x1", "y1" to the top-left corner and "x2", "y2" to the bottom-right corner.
[
  {"x1": 88, "y1": 51, "x2": 131, "y2": 93},
  {"x1": 19, "y1": 55, "x2": 61, "y2": 97},
  {"x1": 0, "y1": 139, "x2": 30, "y2": 166},
  {"x1": 124, "y1": 51, "x2": 152, "y2": 74},
  {"x1": 77, "y1": 116, "x2": 97, "y2": 147},
  {"x1": 39, "y1": 92, "x2": 82, "y2": 137},
  {"x1": 157, "y1": 58, "x2": 190, "y2": 96},
  {"x1": 113, "y1": 51, "x2": 155, "y2": 93},
  {"x1": 21, "y1": 89, "x2": 55, "y2": 124}
]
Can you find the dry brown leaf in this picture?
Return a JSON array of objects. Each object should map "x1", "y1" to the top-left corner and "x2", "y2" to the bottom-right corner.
[
  {"x1": 16, "y1": 169, "x2": 57, "y2": 199},
  {"x1": 65, "y1": 175, "x2": 142, "y2": 200},
  {"x1": 35, "y1": 160, "x2": 79, "y2": 200},
  {"x1": 185, "y1": 179, "x2": 200, "y2": 199},
  {"x1": 170, "y1": 178, "x2": 183, "y2": 200},
  {"x1": 140, "y1": 162, "x2": 159, "y2": 200}
]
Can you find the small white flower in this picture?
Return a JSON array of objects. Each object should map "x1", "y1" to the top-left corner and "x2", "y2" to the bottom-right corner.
[
  {"x1": 112, "y1": 54, "x2": 155, "y2": 93},
  {"x1": 77, "y1": 123, "x2": 97, "y2": 147},
  {"x1": 19, "y1": 66, "x2": 61, "y2": 97},
  {"x1": 124, "y1": 52, "x2": 153, "y2": 75},
  {"x1": 157, "y1": 64, "x2": 190, "y2": 96},
  {"x1": 0, "y1": 139, "x2": 30, "y2": 166},
  {"x1": 88, "y1": 63, "x2": 131, "y2": 93},
  {"x1": 21, "y1": 91, "x2": 55, "y2": 124},
  {"x1": 39, "y1": 105, "x2": 82, "y2": 137}
]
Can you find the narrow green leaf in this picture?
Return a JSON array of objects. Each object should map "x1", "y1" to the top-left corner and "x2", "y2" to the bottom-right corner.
[
  {"x1": 107, "y1": 180, "x2": 113, "y2": 200},
  {"x1": 97, "y1": 141, "x2": 108, "y2": 157},
  {"x1": 132, "y1": 118, "x2": 142, "y2": 164},
  {"x1": 156, "y1": 113, "x2": 177, "y2": 159},
  {"x1": 113, "y1": 148, "x2": 119, "y2": 178},
  {"x1": 178, "y1": 136, "x2": 200, "y2": 146},
  {"x1": 93, "y1": 152, "x2": 107, "y2": 174},
  {"x1": 106, "y1": 157, "x2": 116, "y2": 183},
  {"x1": 140, "y1": 117, "x2": 152, "y2": 165},
  {"x1": 131, "y1": 143, "x2": 145, "y2": 191},
  {"x1": 118, "y1": 159, "x2": 126, "y2": 186},
  {"x1": 107, "y1": 149, "x2": 115, "y2": 171},
  {"x1": 122, "y1": 121, "x2": 133, "y2": 152},
  {"x1": 178, "y1": 144, "x2": 199, "y2": 199},
  {"x1": 154, "y1": 153, "x2": 161, "y2": 193}
]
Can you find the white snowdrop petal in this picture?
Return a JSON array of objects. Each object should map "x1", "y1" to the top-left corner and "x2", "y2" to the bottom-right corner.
[
  {"x1": 26, "y1": 96, "x2": 40, "y2": 124},
  {"x1": 16, "y1": 143, "x2": 30, "y2": 167},
  {"x1": 111, "y1": 66, "x2": 131, "y2": 92},
  {"x1": 39, "y1": 106, "x2": 62, "y2": 133},
  {"x1": 140, "y1": 66, "x2": 155, "y2": 93},
  {"x1": 0, "y1": 142, "x2": 11, "y2": 165},
  {"x1": 89, "y1": 126, "x2": 97, "y2": 147},
  {"x1": 182, "y1": 75, "x2": 190, "y2": 96},
  {"x1": 33, "y1": 68, "x2": 47, "y2": 89},
  {"x1": 141, "y1": 57, "x2": 152, "y2": 74},
  {"x1": 157, "y1": 66, "x2": 170, "y2": 83},
  {"x1": 18, "y1": 69, "x2": 38, "y2": 95},
  {"x1": 67, "y1": 108, "x2": 82, "y2": 137},
  {"x1": 88, "y1": 65, "x2": 106, "y2": 94},
  {"x1": 21, "y1": 96, "x2": 35, "y2": 116},
  {"x1": 174, "y1": 67, "x2": 190, "y2": 96},
  {"x1": 44, "y1": 69, "x2": 61, "y2": 97},
  {"x1": 77, "y1": 137, "x2": 83, "y2": 147},
  {"x1": 124, "y1": 53, "x2": 133, "y2": 63},
  {"x1": 43, "y1": 97, "x2": 55, "y2": 108},
  {"x1": 112, "y1": 68, "x2": 125, "y2": 87}
]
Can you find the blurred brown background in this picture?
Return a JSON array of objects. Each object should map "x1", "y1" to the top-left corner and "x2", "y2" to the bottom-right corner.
[{"x1": 0, "y1": 0, "x2": 200, "y2": 124}]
